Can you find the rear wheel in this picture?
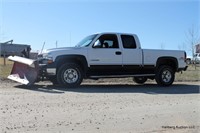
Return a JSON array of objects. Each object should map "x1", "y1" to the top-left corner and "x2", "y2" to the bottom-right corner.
[
  {"x1": 133, "y1": 77, "x2": 147, "y2": 84},
  {"x1": 57, "y1": 63, "x2": 83, "y2": 88},
  {"x1": 155, "y1": 65, "x2": 175, "y2": 86}
]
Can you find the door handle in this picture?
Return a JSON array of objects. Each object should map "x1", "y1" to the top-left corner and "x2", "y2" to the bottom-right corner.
[{"x1": 115, "y1": 51, "x2": 122, "y2": 55}]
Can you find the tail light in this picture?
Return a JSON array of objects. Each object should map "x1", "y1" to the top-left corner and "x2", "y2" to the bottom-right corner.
[{"x1": 184, "y1": 52, "x2": 187, "y2": 62}]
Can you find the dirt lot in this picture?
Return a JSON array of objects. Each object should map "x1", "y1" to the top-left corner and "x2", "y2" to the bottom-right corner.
[{"x1": 0, "y1": 80, "x2": 199, "y2": 133}]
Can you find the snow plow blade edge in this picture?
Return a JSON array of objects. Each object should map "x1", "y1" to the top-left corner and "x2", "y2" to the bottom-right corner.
[{"x1": 7, "y1": 56, "x2": 39, "y2": 85}]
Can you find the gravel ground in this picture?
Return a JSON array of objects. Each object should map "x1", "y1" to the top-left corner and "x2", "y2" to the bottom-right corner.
[{"x1": 0, "y1": 80, "x2": 200, "y2": 133}]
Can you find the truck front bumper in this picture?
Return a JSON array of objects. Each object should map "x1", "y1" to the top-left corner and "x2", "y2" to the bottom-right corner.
[
  {"x1": 38, "y1": 63, "x2": 56, "y2": 79},
  {"x1": 46, "y1": 68, "x2": 56, "y2": 75}
]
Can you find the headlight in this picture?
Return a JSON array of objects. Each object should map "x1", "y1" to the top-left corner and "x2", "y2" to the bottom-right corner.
[
  {"x1": 39, "y1": 53, "x2": 54, "y2": 64},
  {"x1": 45, "y1": 53, "x2": 54, "y2": 64}
]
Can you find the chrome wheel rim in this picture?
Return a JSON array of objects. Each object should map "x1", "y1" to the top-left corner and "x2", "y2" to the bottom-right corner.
[
  {"x1": 63, "y1": 68, "x2": 78, "y2": 83},
  {"x1": 162, "y1": 70, "x2": 172, "y2": 83}
]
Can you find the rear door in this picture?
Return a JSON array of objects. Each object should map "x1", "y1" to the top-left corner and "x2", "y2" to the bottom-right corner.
[{"x1": 120, "y1": 34, "x2": 143, "y2": 74}]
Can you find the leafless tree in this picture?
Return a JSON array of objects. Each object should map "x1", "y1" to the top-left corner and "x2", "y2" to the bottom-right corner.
[
  {"x1": 178, "y1": 43, "x2": 186, "y2": 51},
  {"x1": 185, "y1": 26, "x2": 200, "y2": 57}
]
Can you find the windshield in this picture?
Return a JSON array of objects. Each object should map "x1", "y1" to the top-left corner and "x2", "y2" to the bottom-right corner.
[{"x1": 75, "y1": 34, "x2": 97, "y2": 47}]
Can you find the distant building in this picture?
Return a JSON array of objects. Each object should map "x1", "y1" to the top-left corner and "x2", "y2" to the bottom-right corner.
[
  {"x1": 0, "y1": 40, "x2": 31, "y2": 58},
  {"x1": 196, "y1": 44, "x2": 200, "y2": 53}
]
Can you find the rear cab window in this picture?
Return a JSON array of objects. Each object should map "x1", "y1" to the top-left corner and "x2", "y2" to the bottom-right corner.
[{"x1": 121, "y1": 35, "x2": 137, "y2": 49}]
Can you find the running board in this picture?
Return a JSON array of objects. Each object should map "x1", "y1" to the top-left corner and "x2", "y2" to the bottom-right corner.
[{"x1": 89, "y1": 74, "x2": 155, "y2": 78}]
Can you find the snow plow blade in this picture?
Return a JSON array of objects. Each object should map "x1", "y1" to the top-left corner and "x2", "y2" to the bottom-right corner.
[{"x1": 7, "y1": 56, "x2": 39, "y2": 85}]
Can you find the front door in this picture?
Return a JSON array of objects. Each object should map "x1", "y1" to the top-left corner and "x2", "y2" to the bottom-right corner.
[{"x1": 88, "y1": 34, "x2": 122, "y2": 75}]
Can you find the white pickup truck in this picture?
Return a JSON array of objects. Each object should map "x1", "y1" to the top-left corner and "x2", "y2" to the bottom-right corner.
[{"x1": 8, "y1": 32, "x2": 187, "y2": 87}]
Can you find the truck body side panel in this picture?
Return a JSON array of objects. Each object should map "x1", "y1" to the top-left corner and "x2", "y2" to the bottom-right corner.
[{"x1": 142, "y1": 49, "x2": 186, "y2": 70}]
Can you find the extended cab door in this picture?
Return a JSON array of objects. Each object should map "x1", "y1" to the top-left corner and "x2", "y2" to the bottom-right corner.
[
  {"x1": 88, "y1": 34, "x2": 122, "y2": 74},
  {"x1": 120, "y1": 34, "x2": 143, "y2": 74}
]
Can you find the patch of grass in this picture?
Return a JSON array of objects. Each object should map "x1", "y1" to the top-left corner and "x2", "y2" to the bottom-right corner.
[
  {"x1": 175, "y1": 65, "x2": 200, "y2": 81},
  {"x1": 0, "y1": 64, "x2": 13, "y2": 78},
  {"x1": 0, "y1": 57, "x2": 13, "y2": 65},
  {"x1": 0, "y1": 57, "x2": 14, "y2": 78}
]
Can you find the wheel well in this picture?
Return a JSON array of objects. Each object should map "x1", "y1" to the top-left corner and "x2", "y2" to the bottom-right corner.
[
  {"x1": 156, "y1": 57, "x2": 178, "y2": 71},
  {"x1": 55, "y1": 55, "x2": 88, "y2": 77}
]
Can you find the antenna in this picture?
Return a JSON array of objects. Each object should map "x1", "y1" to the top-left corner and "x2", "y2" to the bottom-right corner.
[
  {"x1": 40, "y1": 42, "x2": 45, "y2": 54},
  {"x1": 69, "y1": 32, "x2": 71, "y2": 46}
]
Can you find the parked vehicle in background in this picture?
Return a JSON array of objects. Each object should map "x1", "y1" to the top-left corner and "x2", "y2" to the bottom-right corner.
[
  {"x1": 0, "y1": 40, "x2": 31, "y2": 58},
  {"x1": 192, "y1": 53, "x2": 200, "y2": 64}
]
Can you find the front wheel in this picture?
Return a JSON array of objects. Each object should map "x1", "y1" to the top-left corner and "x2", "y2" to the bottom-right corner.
[
  {"x1": 133, "y1": 77, "x2": 147, "y2": 84},
  {"x1": 57, "y1": 63, "x2": 83, "y2": 88},
  {"x1": 155, "y1": 65, "x2": 175, "y2": 86}
]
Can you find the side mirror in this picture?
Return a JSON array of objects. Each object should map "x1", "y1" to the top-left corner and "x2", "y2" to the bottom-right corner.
[{"x1": 93, "y1": 40, "x2": 101, "y2": 48}]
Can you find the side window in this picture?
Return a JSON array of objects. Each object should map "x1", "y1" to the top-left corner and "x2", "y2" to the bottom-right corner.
[
  {"x1": 121, "y1": 35, "x2": 136, "y2": 49},
  {"x1": 93, "y1": 34, "x2": 119, "y2": 48}
]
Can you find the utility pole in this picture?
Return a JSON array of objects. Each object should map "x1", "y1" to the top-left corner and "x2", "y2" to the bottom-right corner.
[
  {"x1": 69, "y1": 32, "x2": 71, "y2": 46},
  {"x1": 56, "y1": 41, "x2": 58, "y2": 48}
]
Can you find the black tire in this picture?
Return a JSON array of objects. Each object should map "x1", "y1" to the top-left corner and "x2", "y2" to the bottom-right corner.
[
  {"x1": 155, "y1": 65, "x2": 175, "y2": 86},
  {"x1": 57, "y1": 63, "x2": 83, "y2": 88},
  {"x1": 133, "y1": 77, "x2": 147, "y2": 84}
]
